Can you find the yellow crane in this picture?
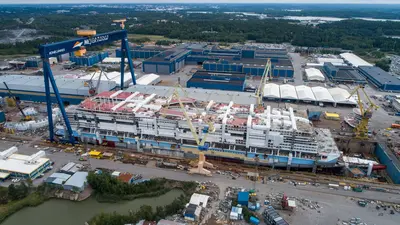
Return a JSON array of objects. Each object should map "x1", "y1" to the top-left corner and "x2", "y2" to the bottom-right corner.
[
  {"x1": 348, "y1": 85, "x2": 379, "y2": 139},
  {"x1": 74, "y1": 30, "x2": 97, "y2": 57},
  {"x1": 255, "y1": 59, "x2": 272, "y2": 107},
  {"x1": 164, "y1": 85, "x2": 215, "y2": 150},
  {"x1": 113, "y1": 19, "x2": 127, "y2": 29}
]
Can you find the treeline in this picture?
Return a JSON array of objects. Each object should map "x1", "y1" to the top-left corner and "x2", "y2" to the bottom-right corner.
[
  {"x1": 87, "y1": 172, "x2": 197, "y2": 225},
  {"x1": 87, "y1": 172, "x2": 196, "y2": 201},
  {"x1": 2, "y1": 10, "x2": 400, "y2": 57}
]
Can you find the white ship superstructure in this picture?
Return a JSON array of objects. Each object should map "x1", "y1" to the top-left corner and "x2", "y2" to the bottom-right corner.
[{"x1": 63, "y1": 90, "x2": 340, "y2": 168}]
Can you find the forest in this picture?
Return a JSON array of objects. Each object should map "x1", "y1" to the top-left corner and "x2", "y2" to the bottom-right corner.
[{"x1": 1, "y1": 6, "x2": 400, "y2": 58}]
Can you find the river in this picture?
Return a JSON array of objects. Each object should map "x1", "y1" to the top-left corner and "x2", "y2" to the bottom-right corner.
[{"x1": 2, "y1": 189, "x2": 183, "y2": 225}]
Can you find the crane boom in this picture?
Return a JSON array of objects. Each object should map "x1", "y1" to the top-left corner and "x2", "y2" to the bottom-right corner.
[
  {"x1": 3, "y1": 82, "x2": 28, "y2": 119},
  {"x1": 255, "y1": 59, "x2": 271, "y2": 106},
  {"x1": 347, "y1": 85, "x2": 379, "y2": 139}
]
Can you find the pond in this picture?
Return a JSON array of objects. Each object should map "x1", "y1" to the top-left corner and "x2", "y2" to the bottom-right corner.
[{"x1": 2, "y1": 189, "x2": 184, "y2": 225}]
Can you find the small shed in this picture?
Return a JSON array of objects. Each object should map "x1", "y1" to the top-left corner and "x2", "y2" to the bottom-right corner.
[
  {"x1": 184, "y1": 203, "x2": 202, "y2": 221},
  {"x1": 118, "y1": 172, "x2": 135, "y2": 184},
  {"x1": 137, "y1": 73, "x2": 161, "y2": 86},
  {"x1": 189, "y1": 193, "x2": 210, "y2": 207},
  {"x1": 238, "y1": 191, "x2": 249, "y2": 206},
  {"x1": 63, "y1": 171, "x2": 88, "y2": 192}
]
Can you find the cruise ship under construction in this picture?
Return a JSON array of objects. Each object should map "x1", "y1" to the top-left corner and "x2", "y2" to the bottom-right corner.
[{"x1": 62, "y1": 87, "x2": 341, "y2": 169}]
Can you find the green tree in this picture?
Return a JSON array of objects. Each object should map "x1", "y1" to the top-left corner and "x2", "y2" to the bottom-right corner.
[{"x1": 0, "y1": 187, "x2": 8, "y2": 204}]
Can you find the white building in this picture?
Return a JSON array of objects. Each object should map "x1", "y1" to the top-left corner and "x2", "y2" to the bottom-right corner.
[
  {"x1": 305, "y1": 68, "x2": 325, "y2": 81},
  {"x1": 340, "y1": 53, "x2": 373, "y2": 67},
  {"x1": 280, "y1": 84, "x2": 298, "y2": 100},
  {"x1": 311, "y1": 86, "x2": 335, "y2": 103},
  {"x1": 328, "y1": 88, "x2": 357, "y2": 105},
  {"x1": 0, "y1": 147, "x2": 50, "y2": 180},
  {"x1": 189, "y1": 193, "x2": 210, "y2": 207},
  {"x1": 296, "y1": 85, "x2": 316, "y2": 102},
  {"x1": 263, "y1": 83, "x2": 280, "y2": 99},
  {"x1": 136, "y1": 73, "x2": 161, "y2": 86}
]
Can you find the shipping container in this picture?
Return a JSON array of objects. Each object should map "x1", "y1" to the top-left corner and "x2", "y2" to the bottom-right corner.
[
  {"x1": 250, "y1": 216, "x2": 259, "y2": 225},
  {"x1": 0, "y1": 111, "x2": 6, "y2": 123}
]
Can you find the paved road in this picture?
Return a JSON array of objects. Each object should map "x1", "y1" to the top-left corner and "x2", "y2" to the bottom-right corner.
[{"x1": 2, "y1": 141, "x2": 399, "y2": 225}]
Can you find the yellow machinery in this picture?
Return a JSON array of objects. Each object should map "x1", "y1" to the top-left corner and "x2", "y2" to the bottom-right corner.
[
  {"x1": 348, "y1": 85, "x2": 379, "y2": 139},
  {"x1": 113, "y1": 19, "x2": 127, "y2": 29},
  {"x1": 74, "y1": 30, "x2": 97, "y2": 56},
  {"x1": 255, "y1": 59, "x2": 272, "y2": 107}
]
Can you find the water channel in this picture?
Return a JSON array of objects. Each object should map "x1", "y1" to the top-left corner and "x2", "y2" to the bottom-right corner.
[{"x1": 2, "y1": 189, "x2": 183, "y2": 225}]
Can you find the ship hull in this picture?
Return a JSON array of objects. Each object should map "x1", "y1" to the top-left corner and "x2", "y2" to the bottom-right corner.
[{"x1": 74, "y1": 133, "x2": 339, "y2": 168}]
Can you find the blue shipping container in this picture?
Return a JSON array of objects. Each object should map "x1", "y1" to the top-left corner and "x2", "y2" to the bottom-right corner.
[
  {"x1": 250, "y1": 216, "x2": 260, "y2": 225},
  {"x1": 0, "y1": 111, "x2": 6, "y2": 123},
  {"x1": 238, "y1": 192, "x2": 249, "y2": 205}
]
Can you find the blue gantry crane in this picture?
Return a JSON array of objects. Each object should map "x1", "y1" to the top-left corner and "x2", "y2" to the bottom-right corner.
[{"x1": 39, "y1": 29, "x2": 136, "y2": 144}]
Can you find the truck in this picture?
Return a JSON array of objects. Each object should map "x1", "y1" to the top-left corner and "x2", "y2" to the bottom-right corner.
[{"x1": 353, "y1": 187, "x2": 363, "y2": 193}]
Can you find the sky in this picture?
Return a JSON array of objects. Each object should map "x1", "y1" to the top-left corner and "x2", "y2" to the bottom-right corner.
[{"x1": 1, "y1": 0, "x2": 400, "y2": 4}]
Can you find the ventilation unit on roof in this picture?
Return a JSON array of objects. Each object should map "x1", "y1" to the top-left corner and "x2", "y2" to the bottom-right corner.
[{"x1": 0, "y1": 146, "x2": 18, "y2": 160}]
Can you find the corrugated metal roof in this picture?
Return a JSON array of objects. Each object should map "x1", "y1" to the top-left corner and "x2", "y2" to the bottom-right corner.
[
  {"x1": 340, "y1": 53, "x2": 372, "y2": 67},
  {"x1": 63, "y1": 171, "x2": 88, "y2": 188},
  {"x1": 189, "y1": 193, "x2": 209, "y2": 207}
]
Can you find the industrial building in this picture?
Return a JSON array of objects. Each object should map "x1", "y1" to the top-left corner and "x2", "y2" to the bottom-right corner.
[
  {"x1": 139, "y1": 44, "x2": 294, "y2": 77},
  {"x1": 0, "y1": 73, "x2": 132, "y2": 105},
  {"x1": 358, "y1": 66, "x2": 400, "y2": 92},
  {"x1": 184, "y1": 204, "x2": 202, "y2": 221},
  {"x1": 305, "y1": 68, "x2": 325, "y2": 81},
  {"x1": 189, "y1": 193, "x2": 210, "y2": 207},
  {"x1": 340, "y1": 53, "x2": 373, "y2": 67},
  {"x1": 323, "y1": 63, "x2": 367, "y2": 84},
  {"x1": 203, "y1": 58, "x2": 294, "y2": 78},
  {"x1": 69, "y1": 51, "x2": 109, "y2": 67},
  {"x1": 0, "y1": 147, "x2": 50, "y2": 180},
  {"x1": 262, "y1": 83, "x2": 357, "y2": 106},
  {"x1": 63, "y1": 171, "x2": 88, "y2": 192},
  {"x1": 187, "y1": 71, "x2": 246, "y2": 92},
  {"x1": 136, "y1": 74, "x2": 161, "y2": 86},
  {"x1": 45, "y1": 172, "x2": 72, "y2": 187},
  {"x1": 142, "y1": 48, "x2": 191, "y2": 74},
  {"x1": 116, "y1": 47, "x2": 165, "y2": 59}
]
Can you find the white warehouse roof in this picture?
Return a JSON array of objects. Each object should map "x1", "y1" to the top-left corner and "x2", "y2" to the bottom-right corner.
[
  {"x1": 340, "y1": 53, "x2": 373, "y2": 67},
  {"x1": 317, "y1": 58, "x2": 344, "y2": 64},
  {"x1": 136, "y1": 73, "x2": 161, "y2": 85},
  {"x1": 328, "y1": 87, "x2": 357, "y2": 105},
  {"x1": 280, "y1": 84, "x2": 297, "y2": 100},
  {"x1": 311, "y1": 86, "x2": 335, "y2": 102},
  {"x1": 296, "y1": 85, "x2": 316, "y2": 101},
  {"x1": 263, "y1": 83, "x2": 280, "y2": 98},
  {"x1": 189, "y1": 193, "x2": 210, "y2": 207},
  {"x1": 305, "y1": 68, "x2": 325, "y2": 81},
  {"x1": 0, "y1": 153, "x2": 49, "y2": 175}
]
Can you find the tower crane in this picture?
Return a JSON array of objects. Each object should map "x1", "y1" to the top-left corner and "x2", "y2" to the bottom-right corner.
[
  {"x1": 113, "y1": 19, "x2": 127, "y2": 29},
  {"x1": 347, "y1": 85, "x2": 379, "y2": 139},
  {"x1": 255, "y1": 59, "x2": 272, "y2": 107},
  {"x1": 164, "y1": 85, "x2": 215, "y2": 150}
]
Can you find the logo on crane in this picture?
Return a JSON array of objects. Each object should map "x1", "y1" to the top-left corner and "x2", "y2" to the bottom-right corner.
[{"x1": 73, "y1": 41, "x2": 83, "y2": 48}]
